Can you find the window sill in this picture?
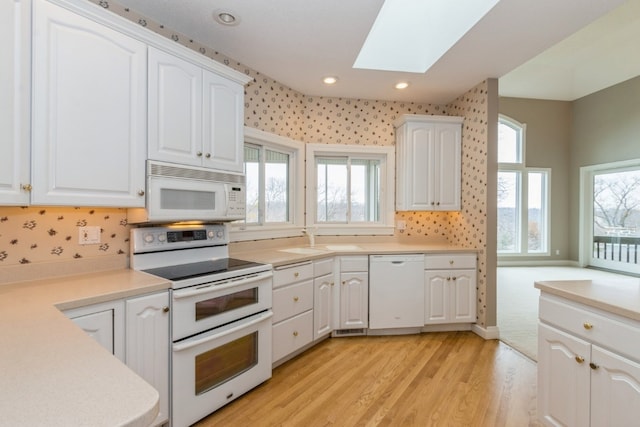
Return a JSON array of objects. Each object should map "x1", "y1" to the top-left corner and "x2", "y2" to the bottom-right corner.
[
  {"x1": 229, "y1": 225, "x2": 303, "y2": 242},
  {"x1": 313, "y1": 225, "x2": 395, "y2": 236}
]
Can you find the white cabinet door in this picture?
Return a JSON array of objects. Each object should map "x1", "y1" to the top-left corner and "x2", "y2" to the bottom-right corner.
[
  {"x1": 402, "y1": 124, "x2": 434, "y2": 210},
  {"x1": 202, "y1": 70, "x2": 244, "y2": 173},
  {"x1": 69, "y1": 310, "x2": 114, "y2": 354},
  {"x1": 339, "y1": 272, "x2": 368, "y2": 329},
  {"x1": 0, "y1": 0, "x2": 30, "y2": 205},
  {"x1": 31, "y1": 0, "x2": 146, "y2": 206},
  {"x1": 148, "y1": 48, "x2": 245, "y2": 173},
  {"x1": 591, "y1": 345, "x2": 640, "y2": 427},
  {"x1": 450, "y1": 269, "x2": 476, "y2": 323},
  {"x1": 424, "y1": 270, "x2": 448, "y2": 324},
  {"x1": 425, "y1": 268, "x2": 476, "y2": 324},
  {"x1": 395, "y1": 115, "x2": 462, "y2": 211},
  {"x1": 313, "y1": 273, "x2": 334, "y2": 339},
  {"x1": 125, "y1": 292, "x2": 170, "y2": 426},
  {"x1": 433, "y1": 124, "x2": 462, "y2": 210},
  {"x1": 64, "y1": 299, "x2": 125, "y2": 362},
  {"x1": 538, "y1": 323, "x2": 590, "y2": 427},
  {"x1": 148, "y1": 46, "x2": 202, "y2": 167}
]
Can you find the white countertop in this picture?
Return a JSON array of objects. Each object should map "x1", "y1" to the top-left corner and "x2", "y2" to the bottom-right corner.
[
  {"x1": 535, "y1": 277, "x2": 640, "y2": 321},
  {"x1": 0, "y1": 269, "x2": 170, "y2": 427},
  {"x1": 232, "y1": 242, "x2": 478, "y2": 267}
]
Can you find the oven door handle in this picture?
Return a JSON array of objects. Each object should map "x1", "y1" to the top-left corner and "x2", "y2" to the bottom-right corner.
[
  {"x1": 172, "y1": 271, "x2": 273, "y2": 299},
  {"x1": 173, "y1": 311, "x2": 273, "y2": 352}
]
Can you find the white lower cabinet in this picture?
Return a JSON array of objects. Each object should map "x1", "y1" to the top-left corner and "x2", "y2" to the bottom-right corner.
[
  {"x1": 125, "y1": 292, "x2": 170, "y2": 427},
  {"x1": 313, "y1": 258, "x2": 335, "y2": 340},
  {"x1": 538, "y1": 293, "x2": 640, "y2": 426},
  {"x1": 272, "y1": 262, "x2": 314, "y2": 364},
  {"x1": 272, "y1": 311, "x2": 314, "y2": 363},
  {"x1": 337, "y1": 256, "x2": 369, "y2": 330},
  {"x1": 65, "y1": 292, "x2": 169, "y2": 427},
  {"x1": 64, "y1": 299, "x2": 125, "y2": 362},
  {"x1": 424, "y1": 254, "x2": 476, "y2": 324}
]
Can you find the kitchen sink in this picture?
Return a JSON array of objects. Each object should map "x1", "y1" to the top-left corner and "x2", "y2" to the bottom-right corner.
[
  {"x1": 324, "y1": 244, "x2": 362, "y2": 251},
  {"x1": 278, "y1": 247, "x2": 329, "y2": 255}
]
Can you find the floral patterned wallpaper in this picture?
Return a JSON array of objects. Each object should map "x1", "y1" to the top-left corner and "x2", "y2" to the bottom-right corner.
[
  {"x1": 0, "y1": 207, "x2": 129, "y2": 265},
  {"x1": 0, "y1": 0, "x2": 493, "y2": 327}
]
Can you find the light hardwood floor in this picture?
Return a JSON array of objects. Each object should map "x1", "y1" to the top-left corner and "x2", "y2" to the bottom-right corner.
[{"x1": 195, "y1": 332, "x2": 540, "y2": 427}]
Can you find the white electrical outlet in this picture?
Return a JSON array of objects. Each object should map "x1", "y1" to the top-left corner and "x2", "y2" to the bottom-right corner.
[
  {"x1": 396, "y1": 220, "x2": 406, "y2": 230},
  {"x1": 79, "y1": 226, "x2": 101, "y2": 245}
]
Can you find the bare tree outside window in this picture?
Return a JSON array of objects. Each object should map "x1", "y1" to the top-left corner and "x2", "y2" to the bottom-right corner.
[{"x1": 593, "y1": 170, "x2": 640, "y2": 236}]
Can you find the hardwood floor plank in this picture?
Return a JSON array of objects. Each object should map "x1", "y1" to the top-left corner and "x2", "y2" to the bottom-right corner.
[{"x1": 194, "y1": 332, "x2": 539, "y2": 427}]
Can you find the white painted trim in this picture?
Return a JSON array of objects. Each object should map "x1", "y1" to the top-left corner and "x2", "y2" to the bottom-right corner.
[
  {"x1": 579, "y1": 159, "x2": 640, "y2": 275},
  {"x1": 305, "y1": 143, "x2": 395, "y2": 235},
  {"x1": 472, "y1": 324, "x2": 500, "y2": 340},
  {"x1": 421, "y1": 324, "x2": 472, "y2": 333},
  {"x1": 497, "y1": 259, "x2": 580, "y2": 267},
  {"x1": 230, "y1": 127, "x2": 305, "y2": 241}
]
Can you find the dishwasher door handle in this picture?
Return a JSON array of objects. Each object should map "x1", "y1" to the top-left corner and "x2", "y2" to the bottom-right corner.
[{"x1": 391, "y1": 261, "x2": 405, "y2": 265}]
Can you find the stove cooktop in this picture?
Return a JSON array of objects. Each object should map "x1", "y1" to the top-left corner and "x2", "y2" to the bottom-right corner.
[{"x1": 142, "y1": 258, "x2": 266, "y2": 282}]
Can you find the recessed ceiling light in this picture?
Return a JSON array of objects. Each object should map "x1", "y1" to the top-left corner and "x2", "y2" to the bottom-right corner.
[
  {"x1": 395, "y1": 82, "x2": 409, "y2": 90},
  {"x1": 213, "y1": 9, "x2": 239, "y2": 26},
  {"x1": 323, "y1": 76, "x2": 338, "y2": 85}
]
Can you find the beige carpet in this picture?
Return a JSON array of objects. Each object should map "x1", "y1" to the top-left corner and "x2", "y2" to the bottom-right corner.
[{"x1": 497, "y1": 266, "x2": 631, "y2": 361}]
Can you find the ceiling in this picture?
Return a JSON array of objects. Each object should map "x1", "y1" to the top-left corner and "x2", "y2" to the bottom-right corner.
[{"x1": 115, "y1": 0, "x2": 638, "y2": 104}]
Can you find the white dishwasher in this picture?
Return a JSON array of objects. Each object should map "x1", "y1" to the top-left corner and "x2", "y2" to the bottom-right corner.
[{"x1": 369, "y1": 254, "x2": 425, "y2": 329}]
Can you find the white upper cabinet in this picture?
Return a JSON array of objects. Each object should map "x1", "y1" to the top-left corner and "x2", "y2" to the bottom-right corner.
[
  {"x1": 31, "y1": 0, "x2": 147, "y2": 206},
  {"x1": 395, "y1": 114, "x2": 463, "y2": 211},
  {"x1": 0, "y1": 0, "x2": 31, "y2": 205},
  {"x1": 202, "y1": 70, "x2": 245, "y2": 172},
  {"x1": 148, "y1": 47, "x2": 245, "y2": 173},
  {"x1": 148, "y1": 47, "x2": 202, "y2": 166}
]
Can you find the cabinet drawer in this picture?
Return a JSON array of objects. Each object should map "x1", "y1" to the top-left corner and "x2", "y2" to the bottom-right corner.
[
  {"x1": 314, "y1": 257, "x2": 334, "y2": 277},
  {"x1": 272, "y1": 310, "x2": 313, "y2": 362},
  {"x1": 272, "y1": 280, "x2": 314, "y2": 323},
  {"x1": 540, "y1": 294, "x2": 640, "y2": 362},
  {"x1": 424, "y1": 253, "x2": 476, "y2": 270},
  {"x1": 340, "y1": 256, "x2": 369, "y2": 272},
  {"x1": 273, "y1": 262, "x2": 313, "y2": 289}
]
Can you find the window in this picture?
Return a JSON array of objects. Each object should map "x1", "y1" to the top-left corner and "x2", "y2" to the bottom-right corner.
[
  {"x1": 244, "y1": 145, "x2": 290, "y2": 224},
  {"x1": 230, "y1": 128, "x2": 304, "y2": 241},
  {"x1": 580, "y1": 160, "x2": 640, "y2": 275},
  {"x1": 497, "y1": 115, "x2": 550, "y2": 255},
  {"x1": 306, "y1": 144, "x2": 395, "y2": 235}
]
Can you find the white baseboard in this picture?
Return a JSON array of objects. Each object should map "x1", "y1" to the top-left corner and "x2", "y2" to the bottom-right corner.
[
  {"x1": 471, "y1": 324, "x2": 500, "y2": 340},
  {"x1": 497, "y1": 259, "x2": 581, "y2": 267},
  {"x1": 421, "y1": 323, "x2": 472, "y2": 333}
]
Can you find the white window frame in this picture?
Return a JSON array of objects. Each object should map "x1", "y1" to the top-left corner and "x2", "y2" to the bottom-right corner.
[
  {"x1": 497, "y1": 115, "x2": 550, "y2": 256},
  {"x1": 579, "y1": 158, "x2": 640, "y2": 275},
  {"x1": 306, "y1": 143, "x2": 395, "y2": 236},
  {"x1": 229, "y1": 127, "x2": 305, "y2": 242}
]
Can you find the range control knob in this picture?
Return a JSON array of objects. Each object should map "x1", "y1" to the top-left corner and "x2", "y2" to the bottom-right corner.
[
  {"x1": 208, "y1": 230, "x2": 216, "y2": 239},
  {"x1": 143, "y1": 233, "x2": 155, "y2": 244},
  {"x1": 216, "y1": 230, "x2": 224, "y2": 238},
  {"x1": 157, "y1": 234, "x2": 167, "y2": 243}
]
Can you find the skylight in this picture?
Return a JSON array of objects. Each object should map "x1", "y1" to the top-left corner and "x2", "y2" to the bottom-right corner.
[{"x1": 353, "y1": 0, "x2": 500, "y2": 73}]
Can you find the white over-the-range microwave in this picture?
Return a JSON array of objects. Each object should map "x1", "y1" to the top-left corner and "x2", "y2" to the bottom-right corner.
[{"x1": 128, "y1": 160, "x2": 246, "y2": 224}]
